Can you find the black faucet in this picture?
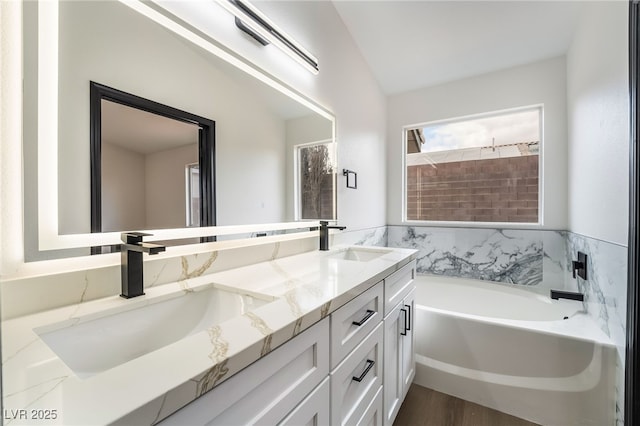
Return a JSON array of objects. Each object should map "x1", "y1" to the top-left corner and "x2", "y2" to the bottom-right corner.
[
  {"x1": 550, "y1": 289, "x2": 584, "y2": 302},
  {"x1": 120, "y1": 232, "x2": 166, "y2": 299},
  {"x1": 319, "y1": 221, "x2": 346, "y2": 251}
]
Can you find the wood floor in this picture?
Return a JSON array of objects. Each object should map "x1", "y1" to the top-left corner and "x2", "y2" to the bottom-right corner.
[{"x1": 393, "y1": 384, "x2": 540, "y2": 426}]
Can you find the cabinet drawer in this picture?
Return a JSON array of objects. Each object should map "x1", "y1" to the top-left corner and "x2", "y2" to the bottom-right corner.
[
  {"x1": 331, "y1": 282, "x2": 383, "y2": 368},
  {"x1": 279, "y1": 377, "x2": 330, "y2": 426},
  {"x1": 354, "y1": 385, "x2": 383, "y2": 426},
  {"x1": 331, "y1": 323, "x2": 383, "y2": 426},
  {"x1": 384, "y1": 261, "x2": 416, "y2": 315},
  {"x1": 160, "y1": 318, "x2": 329, "y2": 425}
]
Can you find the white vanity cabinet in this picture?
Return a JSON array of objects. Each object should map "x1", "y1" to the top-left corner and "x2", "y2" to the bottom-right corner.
[
  {"x1": 382, "y1": 261, "x2": 417, "y2": 426},
  {"x1": 158, "y1": 259, "x2": 416, "y2": 426},
  {"x1": 159, "y1": 318, "x2": 329, "y2": 425},
  {"x1": 330, "y1": 282, "x2": 384, "y2": 426}
]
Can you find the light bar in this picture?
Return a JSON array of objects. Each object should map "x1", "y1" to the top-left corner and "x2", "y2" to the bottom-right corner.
[{"x1": 215, "y1": 0, "x2": 319, "y2": 74}]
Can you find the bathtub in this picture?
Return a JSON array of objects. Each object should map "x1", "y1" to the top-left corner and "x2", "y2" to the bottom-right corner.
[{"x1": 412, "y1": 276, "x2": 616, "y2": 426}]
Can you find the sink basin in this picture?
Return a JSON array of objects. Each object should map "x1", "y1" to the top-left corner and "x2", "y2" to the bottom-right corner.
[
  {"x1": 327, "y1": 247, "x2": 391, "y2": 262},
  {"x1": 36, "y1": 288, "x2": 269, "y2": 379}
]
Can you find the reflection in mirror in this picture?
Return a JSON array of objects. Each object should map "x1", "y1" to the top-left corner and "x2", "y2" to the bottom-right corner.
[
  {"x1": 90, "y1": 82, "x2": 216, "y2": 233},
  {"x1": 295, "y1": 140, "x2": 336, "y2": 220},
  {"x1": 36, "y1": 0, "x2": 335, "y2": 253}
]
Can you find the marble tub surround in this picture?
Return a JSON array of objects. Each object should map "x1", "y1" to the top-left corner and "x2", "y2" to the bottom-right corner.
[
  {"x1": 2, "y1": 245, "x2": 417, "y2": 425},
  {"x1": 386, "y1": 224, "x2": 627, "y2": 425},
  {"x1": 387, "y1": 226, "x2": 567, "y2": 291},
  {"x1": 332, "y1": 226, "x2": 388, "y2": 248},
  {"x1": 565, "y1": 233, "x2": 627, "y2": 425},
  {"x1": 1, "y1": 231, "x2": 320, "y2": 320}
]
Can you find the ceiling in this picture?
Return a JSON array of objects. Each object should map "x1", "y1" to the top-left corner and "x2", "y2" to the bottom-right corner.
[
  {"x1": 102, "y1": 100, "x2": 199, "y2": 155},
  {"x1": 332, "y1": 1, "x2": 585, "y2": 95}
]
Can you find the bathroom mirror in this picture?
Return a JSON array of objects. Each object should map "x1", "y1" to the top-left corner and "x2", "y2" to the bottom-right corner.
[
  {"x1": 31, "y1": 0, "x2": 335, "y2": 253},
  {"x1": 90, "y1": 82, "x2": 216, "y2": 233}
]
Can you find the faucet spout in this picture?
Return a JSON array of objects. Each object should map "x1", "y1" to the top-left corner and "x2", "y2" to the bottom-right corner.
[
  {"x1": 550, "y1": 289, "x2": 584, "y2": 302},
  {"x1": 319, "y1": 221, "x2": 346, "y2": 251},
  {"x1": 120, "y1": 232, "x2": 166, "y2": 299}
]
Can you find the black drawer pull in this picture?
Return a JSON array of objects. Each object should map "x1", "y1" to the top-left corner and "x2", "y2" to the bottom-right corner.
[
  {"x1": 352, "y1": 309, "x2": 375, "y2": 326},
  {"x1": 400, "y1": 308, "x2": 408, "y2": 336},
  {"x1": 352, "y1": 359, "x2": 375, "y2": 382},
  {"x1": 404, "y1": 304, "x2": 411, "y2": 331}
]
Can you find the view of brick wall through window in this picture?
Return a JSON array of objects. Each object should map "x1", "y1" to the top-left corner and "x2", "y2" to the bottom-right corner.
[
  {"x1": 407, "y1": 153, "x2": 538, "y2": 222},
  {"x1": 405, "y1": 108, "x2": 541, "y2": 223}
]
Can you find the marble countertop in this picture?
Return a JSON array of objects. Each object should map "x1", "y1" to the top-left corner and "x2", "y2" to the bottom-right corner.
[{"x1": 2, "y1": 245, "x2": 417, "y2": 425}]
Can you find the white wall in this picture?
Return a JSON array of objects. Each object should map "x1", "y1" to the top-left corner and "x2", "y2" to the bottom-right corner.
[
  {"x1": 192, "y1": 1, "x2": 388, "y2": 231},
  {"x1": 386, "y1": 57, "x2": 568, "y2": 230},
  {"x1": 145, "y1": 144, "x2": 198, "y2": 229},
  {"x1": 101, "y1": 143, "x2": 146, "y2": 232},
  {"x1": 2, "y1": 0, "x2": 387, "y2": 267},
  {"x1": 566, "y1": 1, "x2": 629, "y2": 246}
]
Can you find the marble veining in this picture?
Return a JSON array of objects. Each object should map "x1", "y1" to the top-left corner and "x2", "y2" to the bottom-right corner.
[
  {"x1": 389, "y1": 224, "x2": 625, "y2": 426},
  {"x1": 270, "y1": 242, "x2": 281, "y2": 260},
  {"x1": 565, "y1": 232, "x2": 627, "y2": 426},
  {"x1": 244, "y1": 311, "x2": 274, "y2": 356},
  {"x1": 1, "y1": 235, "x2": 319, "y2": 320},
  {"x1": 388, "y1": 226, "x2": 545, "y2": 285},
  {"x1": 207, "y1": 325, "x2": 229, "y2": 364},
  {"x1": 2, "y1": 245, "x2": 417, "y2": 425},
  {"x1": 292, "y1": 317, "x2": 304, "y2": 337},
  {"x1": 197, "y1": 359, "x2": 230, "y2": 397},
  {"x1": 333, "y1": 226, "x2": 388, "y2": 248},
  {"x1": 320, "y1": 301, "x2": 332, "y2": 319},
  {"x1": 179, "y1": 251, "x2": 219, "y2": 281}
]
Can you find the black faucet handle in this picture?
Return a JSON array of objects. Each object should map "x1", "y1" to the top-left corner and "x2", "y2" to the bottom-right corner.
[
  {"x1": 140, "y1": 242, "x2": 166, "y2": 255},
  {"x1": 571, "y1": 252, "x2": 588, "y2": 280},
  {"x1": 572, "y1": 261, "x2": 583, "y2": 278},
  {"x1": 319, "y1": 221, "x2": 329, "y2": 226},
  {"x1": 121, "y1": 232, "x2": 153, "y2": 244}
]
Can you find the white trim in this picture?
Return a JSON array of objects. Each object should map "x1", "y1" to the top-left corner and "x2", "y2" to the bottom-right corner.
[
  {"x1": 184, "y1": 162, "x2": 199, "y2": 227},
  {"x1": 401, "y1": 104, "x2": 544, "y2": 227}
]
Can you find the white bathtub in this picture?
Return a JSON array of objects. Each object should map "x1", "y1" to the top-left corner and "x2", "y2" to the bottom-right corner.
[{"x1": 413, "y1": 276, "x2": 616, "y2": 426}]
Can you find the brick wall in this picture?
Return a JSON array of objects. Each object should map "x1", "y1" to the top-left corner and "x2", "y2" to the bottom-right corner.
[{"x1": 407, "y1": 156, "x2": 538, "y2": 222}]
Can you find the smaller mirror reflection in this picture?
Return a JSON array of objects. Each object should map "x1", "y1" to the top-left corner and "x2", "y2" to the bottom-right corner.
[{"x1": 101, "y1": 100, "x2": 203, "y2": 232}]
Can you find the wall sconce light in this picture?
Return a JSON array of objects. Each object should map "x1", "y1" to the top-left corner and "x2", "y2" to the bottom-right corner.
[
  {"x1": 215, "y1": 0, "x2": 319, "y2": 74},
  {"x1": 343, "y1": 169, "x2": 357, "y2": 189}
]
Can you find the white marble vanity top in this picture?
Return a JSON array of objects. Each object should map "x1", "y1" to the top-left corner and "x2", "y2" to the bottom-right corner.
[{"x1": 2, "y1": 245, "x2": 417, "y2": 425}]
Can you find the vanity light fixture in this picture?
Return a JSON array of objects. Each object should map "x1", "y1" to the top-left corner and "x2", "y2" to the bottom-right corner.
[{"x1": 215, "y1": 0, "x2": 319, "y2": 74}]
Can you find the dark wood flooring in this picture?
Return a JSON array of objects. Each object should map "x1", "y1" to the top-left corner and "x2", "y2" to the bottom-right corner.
[{"x1": 393, "y1": 384, "x2": 540, "y2": 426}]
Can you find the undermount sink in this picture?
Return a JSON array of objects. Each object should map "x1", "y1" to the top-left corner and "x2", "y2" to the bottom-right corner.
[
  {"x1": 327, "y1": 247, "x2": 391, "y2": 262},
  {"x1": 36, "y1": 288, "x2": 270, "y2": 379}
]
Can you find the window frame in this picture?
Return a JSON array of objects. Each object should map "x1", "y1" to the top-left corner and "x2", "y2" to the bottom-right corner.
[
  {"x1": 293, "y1": 139, "x2": 337, "y2": 221},
  {"x1": 185, "y1": 162, "x2": 200, "y2": 227},
  {"x1": 401, "y1": 104, "x2": 544, "y2": 227}
]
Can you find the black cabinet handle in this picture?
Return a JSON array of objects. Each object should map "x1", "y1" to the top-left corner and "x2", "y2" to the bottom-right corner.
[
  {"x1": 352, "y1": 359, "x2": 375, "y2": 382},
  {"x1": 352, "y1": 309, "x2": 375, "y2": 326},
  {"x1": 400, "y1": 308, "x2": 408, "y2": 336},
  {"x1": 404, "y1": 304, "x2": 411, "y2": 331}
]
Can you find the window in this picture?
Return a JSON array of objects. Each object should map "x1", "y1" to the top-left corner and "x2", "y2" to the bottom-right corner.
[
  {"x1": 185, "y1": 163, "x2": 200, "y2": 227},
  {"x1": 404, "y1": 107, "x2": 541, "y2": 224},
  {"x1": 295, "y1": 140, "x2": 337, "y2": 220}
]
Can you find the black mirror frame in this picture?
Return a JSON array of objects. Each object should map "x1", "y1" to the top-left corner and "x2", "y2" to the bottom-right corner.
[{"x1": 89, "y1": 81, "x2": 216, "y2": 237}]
